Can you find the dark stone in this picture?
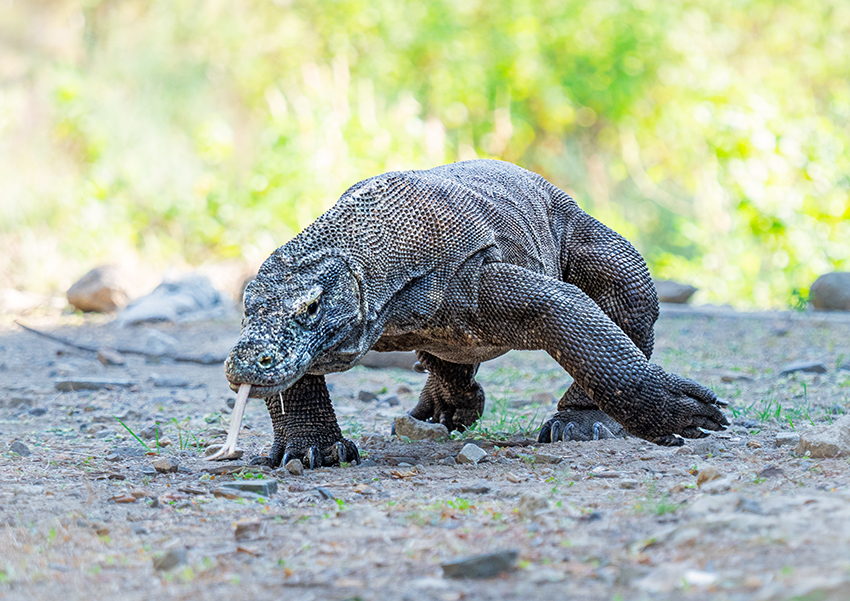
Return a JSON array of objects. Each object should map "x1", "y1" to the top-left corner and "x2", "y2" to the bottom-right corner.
[
  {"x1": 28, "y1": 407, "x2": 47, "y2": 416},
  {"x1": 9, "y1": 441, "x2": 31, "y2": 456},
  {"x1": 149, "y1": 374, "x2": 191, "y2": 388},
  {"x1": 441, "y1": 550, "x2": 519, "y2": 579},
  {"x1": 780, "y1": 361, "x2": 828, "y2": 376},
  {"x1": 153, "y1": 548, "x2": 187, "y2": 571},
  {"x1": 383, "y1": 396, "x2": 400, "y2": 407},
  {"x1": 357, "y1": 390, "x2": 379, "y2": 403}
]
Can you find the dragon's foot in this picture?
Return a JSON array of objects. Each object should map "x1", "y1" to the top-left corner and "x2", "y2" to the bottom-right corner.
[
  {"x1": 537, "y1": 409, "x2": 628, "y2": 443},
  {"x1": 408, "y1": 383, "x2": 484, "y2": 432},
  {"x1": 250, "y1": 436, "x2": 360, "y2": 469}
]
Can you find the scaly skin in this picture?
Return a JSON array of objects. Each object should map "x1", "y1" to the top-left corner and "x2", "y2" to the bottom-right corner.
[{"x1": 225, "y1": 159, "x2": 728, "y2": 468}]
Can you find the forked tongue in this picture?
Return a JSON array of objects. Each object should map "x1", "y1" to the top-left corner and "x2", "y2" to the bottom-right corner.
[{"x1": 206, "y1": 383, "x2": 251, "y2": 461}]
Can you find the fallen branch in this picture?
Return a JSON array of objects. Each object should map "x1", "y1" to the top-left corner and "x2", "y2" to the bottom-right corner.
[{"x1": 14, "y1": 320, "x2": 226, "y2": 365}]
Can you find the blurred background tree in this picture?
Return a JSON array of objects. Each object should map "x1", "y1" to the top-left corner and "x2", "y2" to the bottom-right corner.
[{"x1": 1, "y1": 0, "x2": 848, "y2": 307}]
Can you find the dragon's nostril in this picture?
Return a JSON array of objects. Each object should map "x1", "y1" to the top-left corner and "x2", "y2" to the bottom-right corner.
[{"x1": 257, "y1": 353, "x2": 275, "y2": 369}]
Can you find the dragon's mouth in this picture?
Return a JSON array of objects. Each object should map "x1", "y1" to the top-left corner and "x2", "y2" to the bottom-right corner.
[{"x1": 225, "y1": 380, "x2": 291, "y2": 398}]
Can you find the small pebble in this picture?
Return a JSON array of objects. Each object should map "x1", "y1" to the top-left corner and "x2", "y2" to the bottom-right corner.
[
  {"x1": 285, "y1": 459, "x2": 304, "y2": 476},
  {"x1": 358, "y1": 391, "x2": 379, "y2": 403},
  {"x1": 442, "y1": 550, "x2": 519, "y2": 579},
  {"x1": 153, "y1": 549, "x2": 187, "y2": 571},
  {"x1": 696, "y1": 466, "x2": 723, "y2": 487},
  {"x1": 620, "y1": 479, "x2": 639, "y2": 489},
  {"x1": 456, "y1": 443, "x2": 487, "y2": 465},
  {"x1": 152, "y1": 457, "x2": 178, "y2": 474},
  {"x1": 9, "y1": 441, "x2": 31, "y2": 456}
]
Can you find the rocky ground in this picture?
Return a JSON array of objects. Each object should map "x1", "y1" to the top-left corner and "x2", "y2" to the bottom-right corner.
[{"x1": 1, "y1": 305, "x2": 850, "y2": 601}]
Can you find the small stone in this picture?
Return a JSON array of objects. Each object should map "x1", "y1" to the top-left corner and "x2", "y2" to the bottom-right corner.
[
  {"x1": 97, "y1": 348, "x2": 126, "y2": 366},
  {"x1": 397, "y1": 385, "x2": 412, "y2": 394},
  {"x1": 438, "y1": 456, "x2": 457, "y2": 466},
  {"x1": 654, "y1": 280, "x2": 697, "y2": 304},
  {"x1": 796, "y1": 415, "x2": 850, "y2": 458},
  {"x1": 456, "y1": 443, "x2": 487, "y2": 465},
  {"x1": 696, "y1": 466, "x2": 723, "y2": 488},
  {"x1": 157, "y1": 437, "x2": 173, "y2": 447},
  {"x1": 393, "y1": 414, "x2": 449, "y2": 442},
  {"x1": 447, "y1": 481, "x2": 491, "y2": 494},
  {"x1": 105, "y1": 453, "x2": 122, "y2": 462},
  {"x1": 152, "y1": 457, "x2": 178, "y2": 474},
  {"x1": 756, "y1": 465, "x2": 785, "y2": 479},
  {"x1": 668, "y1": 483, "x2": 686, "y2": 494},
  {"x1": 55, "y1": 378, "x2": 135, "y2": 392},
  {"x1": 775, "y1": 432, "x2": 800, "y2": 447},
  {"x1": 140, "y1": 424, "x2": 162, "y2": 440},
  {"x1": 142, "y1": 329, "x2": 179, "y2": 356},
  {"x1": 506, "y1": 472, "x2": 523, "y2": 483},
  {"x1": 620, "y1": 479, "x2": 640, "y2": 489},
  {"x1": 441, "y1": 550, "x2": 519, "y2": 579},
  {"x1": 780, "y1": 361, "x2": 828, "y2": 376},
  {"x1": 9, "y1": 441, "x2": 31, "y2": 456},
  {"x1": 531, "y1": 392, "x2": 555, "y2": 404},
  {"x1": 285, "y1": 459, "x2": 304, "y2": 476},
  {"x1": 701, "y1": 477, "x2": 734, "y2": 494},
  {"x1": 220, "y1": 480, "x2": 278, "y2": 496},
  {"x1": 383, "y1": 396, "x2": 400, "y2": 407},
  {"x1": 357, "y1": 459, "x2": 378, "y2": 468},
  {"x1": 358, "y1": 390, "x2": 379, "y2": 403},
  {"x1": 234, "y1": 520, "x2": 262, "y2": 539},
  {"x1": 153, "y1": 548, "x2": 187, "y2": 571},
  {"x1": 204, "y1": 445, "x2": 243, "y2": 460},
  {"x1": 676, "y1": 445, "x2": 694, "y2": 455},
  {"x1": 66, "y1": 265, "x2": 128, "y2": 313},
  {"x1": 28, "y1": 407, "x2": 47, "y2": 416}
]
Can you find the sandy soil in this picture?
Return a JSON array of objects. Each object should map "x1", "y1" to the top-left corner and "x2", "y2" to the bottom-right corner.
[{"x1": 1, "y1": 306, "x2": 849, "y2": 600}]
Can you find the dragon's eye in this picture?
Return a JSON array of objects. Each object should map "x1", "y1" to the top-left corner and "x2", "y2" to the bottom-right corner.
[{"x1": 306, "y1": 300, "x2": 320, "y2": 317}]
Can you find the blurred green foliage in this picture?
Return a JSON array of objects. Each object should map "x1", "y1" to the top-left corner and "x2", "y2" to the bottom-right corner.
[{"x1": 1, "y1": 0, "x2": 848, "y2": 306}]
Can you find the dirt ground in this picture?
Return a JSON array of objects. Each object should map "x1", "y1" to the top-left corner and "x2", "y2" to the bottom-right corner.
[{"x1": 1, "y1": 305, "x2": 850, "y2": 601}]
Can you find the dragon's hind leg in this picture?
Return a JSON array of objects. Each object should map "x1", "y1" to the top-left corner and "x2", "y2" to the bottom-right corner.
[{"x1": 407, "y1": 351, "x2": 485, "y2": 432}]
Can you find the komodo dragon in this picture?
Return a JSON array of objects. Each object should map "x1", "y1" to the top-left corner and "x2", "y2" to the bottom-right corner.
[{"x1": 215, "y1": 159, "x2": 728, "y2": 468}]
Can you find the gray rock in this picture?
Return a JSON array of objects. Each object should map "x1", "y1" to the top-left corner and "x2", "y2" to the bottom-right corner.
[
  {"x1": 690, "y1": 438, "x2": 726, "y2": 457},
  {"x1": 28, "y1": 407, "x2": 47, "y2": 416},
  {"x1": 356, "y1": 351, "x2": 418, "y2": 370},
  {"x1": 220, "y1": 479, "x2": 278, "y2": 496},
  {"x1": 441, "y1": 550, "x2": 519, "y2": 579},
  {"x1": 780, "y1": 361, "x2": 827, "y2": 376},
  {"x1": 447, "y1": 481, "x2": 491, "y2": 494},
  {"x1": 118, "y1": 273, "x2": 232, "y2": 325},
  {"x1": 141, "y1": 329, "x2": 179, "y2": 356},
  {"x1": 775, "y1": 431, "x2": 800, "y2": 447},
  {"x1": 655, "y1": 280, "x2": 697, "y2": 304},
  {"x1": 393, "y1": 414, "x2": 449, "y2": 442},
  {"x1": 438, "y1": 456, "x2": 457, "y2": 466},
  {"x1": 796, "y1": 415, "x2": 850, "y2": 458},
  {"x1": 620, "y1": 479, "x2": 640, "y2": 489},
  {"x1": 140, "y1": 424, "x2": 163, "y2": 440},
  {"x1": 357, "y1": 390, "x2": 379, "y2": 403},
  {"x1": 9, "y1": 441, "x2": 31, "y2": 456},
  {"x1": 66, "y1": 265, "x2": 128, "y2": 313},
  {"x1": 456, "y1": 443, "x2": 487, "y2": 465},
  {"x1": 55, "y1": 378, "x2": 136, "y2": 391},
  {"x1": 203, "y1": 445, "x2": 243, "y2": 460},
  {"x1": 285, "y1": 459, "x2": 304, "y2": 475},
  {"x1": 383, "y1": 395, "x2": 400, "y2": 407},
  {"x1": 532, "y1": 453, "x2": 561, "y2": 464},
  {"x1": 810, "y1": 272, "x2": 850, "y2": 311},
  {"x1": 153, "y1": 548, "x2": 187, "y2": 571}
]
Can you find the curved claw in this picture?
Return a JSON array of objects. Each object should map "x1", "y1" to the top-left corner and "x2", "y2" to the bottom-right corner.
[
  {"x1": 653, "y1": 434, "x2": 685, "y2": 447},
  {"x1": 348, "y1": 441, "x2": 361, "y2": 465},
  {"x1": 249, "y1": 456, "x2": 275, "y2": 467},
  {"x1": 592, "y1": 422, "x2": 616, "y2": 440},
  {"x1": 562, "y1": 422, "x2": 575, "y2": 441},
  {"x1": 306, "y1": 447, "x2": 322, "y2": 470},
  {"x1": 281, "y1": 452, "x2": 294, "y2": 467},
  {"x1": 537, "y1": 421, "x2": 552, "y2": 443},
  {"x1": 550, "y1": 420, "x2": 564, "y2": 443},
  {"x1": 333, "y1": 441, "x2": 346, "y2": 464}
]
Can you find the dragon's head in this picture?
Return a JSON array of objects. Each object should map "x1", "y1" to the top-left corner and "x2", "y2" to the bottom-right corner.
[{"x1": 224, "y1": 249, "x2": 364, "y2": 398}]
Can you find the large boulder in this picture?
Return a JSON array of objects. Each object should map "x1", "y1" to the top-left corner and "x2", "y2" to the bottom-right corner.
[
  {"x1": 654, "y1": 280, "x2": 697, "y2": 304},
  {"x1": 810, "y1": 272, "x2": 850, "y2": 311},
  {"x1": 66, "y1": 265, "x2": 128, "y2": 313}
]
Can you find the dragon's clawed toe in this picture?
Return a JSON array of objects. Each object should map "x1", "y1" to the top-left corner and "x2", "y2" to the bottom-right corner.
[
  {"x1": 538, "y1": 409, "x2": 627, "y2": 443},
  {"x1": 252, "y1": 438, "x2": 360, "y2": 469}
]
